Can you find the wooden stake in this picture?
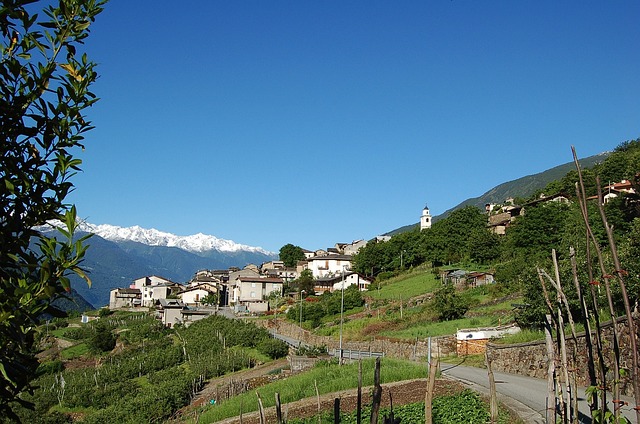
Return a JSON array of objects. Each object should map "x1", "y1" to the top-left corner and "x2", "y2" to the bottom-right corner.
[
  {"x1": 371, "y1": 357, "x2": 382, "y2": 424},
  {"x1": 315, "y1": 379, "x2": 321, "y2": 424},
  {"x1": 425, "y1": 356, "x2": 438, "y2": 424},
  {"x1": 486, "y1": 349, "x2": 498, "y2": 424},
  {"x1": 357, "y1": 360, "x2": 362, "y2": 424},
  {"x1": 275, "y1": 392, "x2": 283, "y2": 424},
  {"x1": 256, "y1": 391, "x2": 265, "y2": 424},
  {"x1": 544, "y1": 315, "x2": 556, "y2": 424}
]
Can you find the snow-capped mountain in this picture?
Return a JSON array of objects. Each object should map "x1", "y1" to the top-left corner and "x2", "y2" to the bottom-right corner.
[
  {"x1": 54, "y1": 222, "x2": 274, "y2": 255},
  {"x1": 34, "y1": 222, "x2": 277, "y2": 308}
]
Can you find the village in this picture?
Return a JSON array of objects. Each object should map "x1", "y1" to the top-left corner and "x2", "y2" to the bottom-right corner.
[{"x1": 108, "y1": 202, "x2": 497, "y2": 330}]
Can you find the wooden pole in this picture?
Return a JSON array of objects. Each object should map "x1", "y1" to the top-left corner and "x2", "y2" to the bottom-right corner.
[
  {"x1": 275, "y1": 392, "x2": 283, "y2": 424},
  {"x1": 486, "y1": 349, "x2": 498, "y2": 424},
  {"x1": 256, "y1": 391, "x2": 265, "y2": 424},
  {"x1": 357, "y1": 359, "x2": 362, "y2": 424},
  {"x1": 573, "y1": 168, "x2": 608, "y2": 418},
  {"x1": 371, "y1": 357, "x2": 382, "y2": 424},
  {"x1": 334, "y1": 397, "x2": 341, "y2": 424},
  {"x1": 544, "y1": 314, "x2": 557, "y2": 424},
  {"x1": 569, "y1": 245, "x2": 598, "y2": 414},
  {"x1": 424, "y1": 357, "x2": 439, "y2": 424},
  {"x1": 315, "y1": 379, "x2": 321, "y2": 424}
]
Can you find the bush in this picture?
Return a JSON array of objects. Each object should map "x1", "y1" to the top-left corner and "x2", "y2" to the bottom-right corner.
[
  {"x1": 433, "y1": 283, "x2": 470, "y2": 321},
  {"x1": 87, "y1": 322, "x2": 116, "y2": 354},
  {"x1": 257, "y1": 338, "x2": 289, "y2": 359},
  {"x1": 63, "y1": 326, "x2": 93, "y2": 340}
]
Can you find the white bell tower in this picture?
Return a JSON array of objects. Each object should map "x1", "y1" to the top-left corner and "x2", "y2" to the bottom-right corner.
[{"x1": 420, "y1": 204, "x2": 432, "y2": 230}]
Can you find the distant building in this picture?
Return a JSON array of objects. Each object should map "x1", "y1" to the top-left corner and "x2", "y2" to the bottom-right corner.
[
  {"x1": 420, "y1": 204, "x2": 432, "y2": 230},
  {"x1": 305, "y1": 254, "x2": 352, "y2": 279},
  {"x1": 131, "y1": 275, "x2": 180, "y2": 308}
]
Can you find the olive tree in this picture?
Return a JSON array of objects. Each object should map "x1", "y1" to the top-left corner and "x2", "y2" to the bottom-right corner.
[{"x1": 0, "y1": 0, "x2": 104, "y2": 417}]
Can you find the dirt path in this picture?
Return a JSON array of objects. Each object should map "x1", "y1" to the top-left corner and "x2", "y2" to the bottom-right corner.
[{"x1": 185, "y1": 358, "x2": 289, "y2": 410}]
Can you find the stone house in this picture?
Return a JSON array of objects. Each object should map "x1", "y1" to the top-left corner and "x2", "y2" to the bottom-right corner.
[
  {"x1": 109, "y1": 288, "x2": 141, "y2": 309},
  {"x1": 155, "y1": 298, "x2": 214, "y2": 328},
  {"x1": 466, "y1": 271, "x2": 495, "y2": 288},
  {"x1": 232, "y1": 276, "x2": 283, "y2": 313},
  {"x1": 156, "y1": 298, "x2": 185, "y2": 328}
]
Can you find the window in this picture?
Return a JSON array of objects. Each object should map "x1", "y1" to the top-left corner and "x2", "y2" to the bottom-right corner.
[
  {"x1": 251, "y1": 282, "x2": 256, "y2": 288},
  {"x1": 250, "y1": 291, "x2": 256, "y2": 298}
]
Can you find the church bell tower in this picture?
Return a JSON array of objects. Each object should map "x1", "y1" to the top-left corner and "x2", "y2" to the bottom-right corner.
[{"x1": 420, "y1": 204, "x2": 432, "y2": 230}]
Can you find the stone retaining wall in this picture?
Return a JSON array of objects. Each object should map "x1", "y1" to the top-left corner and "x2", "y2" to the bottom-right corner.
[
  {"x1": 487, "y1": 317, "x2": 638, "y2": 397},
  {"x1": 255, "y1": 318, "x2": 457, "y2": 360}
]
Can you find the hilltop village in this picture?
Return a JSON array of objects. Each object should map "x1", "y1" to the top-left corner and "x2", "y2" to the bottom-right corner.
[{"x1": 107, "y1": 176, "x2": 638, "y2": 329}]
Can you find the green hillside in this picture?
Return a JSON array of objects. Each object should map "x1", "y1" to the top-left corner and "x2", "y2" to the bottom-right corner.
[{"x1": 386, "y1": 151, "x2": 609, "y2": 235}]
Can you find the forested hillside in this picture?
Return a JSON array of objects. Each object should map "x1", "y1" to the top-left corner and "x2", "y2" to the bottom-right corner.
[{"x1": 353, "y1": 139, "x2": 640, "y2": 327}]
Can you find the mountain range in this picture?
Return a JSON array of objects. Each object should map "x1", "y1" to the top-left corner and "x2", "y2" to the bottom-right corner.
[{"x1": 38, "y1": 224, "x2": 277, "y2": 309}]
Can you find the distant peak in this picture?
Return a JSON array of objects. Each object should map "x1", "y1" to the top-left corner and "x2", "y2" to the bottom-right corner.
[{"x1": 42, "y1": 221, "x2": 274, "y2": 255}]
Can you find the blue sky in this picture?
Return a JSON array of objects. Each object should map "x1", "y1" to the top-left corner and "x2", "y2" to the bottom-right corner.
[{"x1": 67, "y1": 1, "x2": 639, "y2": 253}]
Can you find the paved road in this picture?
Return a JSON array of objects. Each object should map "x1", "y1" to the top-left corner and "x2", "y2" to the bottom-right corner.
[
  {"x1": 222, "y1": 309, "x2": 638, "y2": 423},
  {"x1": 441, "y1": 360, "x2": 636, "y2": 424}
]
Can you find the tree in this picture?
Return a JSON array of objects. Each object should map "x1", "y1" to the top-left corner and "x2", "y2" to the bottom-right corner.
[
  {"x1": 256, "y1": 337, "x2": 289, "y2": 359},
  {"x1": 293, "y1": 269, "x2": 315, "y2": 295},
  {"x1": 87, "y1": 321, "x2": 116, "y2": 354},
  {"x1": 433, "y1": 283, "x2": 470, "y2": 321},
  {"x1": 278, "y1": 243, "x2": 305, "y2": 268},
  {"x1": 201, "y1": 292, "x2": 218, "y2": 306},
  {"x1": 0, "y1": 0, "x2": 104, "y2": 416}
]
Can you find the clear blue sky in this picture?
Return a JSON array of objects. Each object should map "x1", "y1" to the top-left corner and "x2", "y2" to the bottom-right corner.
[{"x1": 67, "y1": 1, "x2": 640, "y2": 253}]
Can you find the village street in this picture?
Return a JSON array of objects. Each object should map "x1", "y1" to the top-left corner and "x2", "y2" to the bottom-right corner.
[{"x1": 440, "y1": 361, "x2": 636, "y2": 424}]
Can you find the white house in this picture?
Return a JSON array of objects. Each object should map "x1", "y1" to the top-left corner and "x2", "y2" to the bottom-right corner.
[
  {"x1": 305, "y1": 254, "x2": 352, "y2": 279},
  {"x1": 332, "y1": 272, "x2": 372, "y2": 292},
  {"x1": 178, "y1": 284, "x2": 217, "y2": 306}
]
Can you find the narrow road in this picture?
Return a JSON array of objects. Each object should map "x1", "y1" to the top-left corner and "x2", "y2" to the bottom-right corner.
[{"x1": 441, "y1": 361, "x2": 636, "y2": 424}]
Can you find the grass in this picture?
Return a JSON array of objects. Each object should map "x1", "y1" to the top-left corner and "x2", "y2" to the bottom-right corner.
[
  {"x1": 495, "y1": 329, "x2": 545, "y2": 344},
  {"x1": 381, "y1": 314, "x2": 504, "y2": 340},
  {"x1": 367, "y1": 269, "x2": 439, "y2": 301},
  {"x1": 194, "y1": 358, "x2": 428, "y2": 423},
  {"x1": 60, "y1": 343, "x2": 89, "y2": 359}
]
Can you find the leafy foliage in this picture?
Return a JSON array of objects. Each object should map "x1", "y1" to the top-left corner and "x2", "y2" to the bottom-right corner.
[
  {"x1": 287, "y1": 286, "x2": 364, "y2": 328},
  {"x1": 0, "y1": 0, "x2": 105, "y2": 416},
  {"x1": 279, "y1": 243, "x2": 306, "y2": 267},
  {"x1": 433, "y1": 283, "x2": 470, "y2": 321},
  {"x1": 256, "y1": 337, "x2": 289, "y2": 359},
  {"x1": 86, "y1": 320, "x2": 116, "y2": 353},
  {"x1": 10, "y1": 314, "x2": 279, "y2": 423}
]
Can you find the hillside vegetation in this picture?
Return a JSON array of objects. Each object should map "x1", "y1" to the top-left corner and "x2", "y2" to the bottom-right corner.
[
  {"x1": 344, "y1": 139, "x2": 640, "y2": 332},
  {"x1": 10, "y1": 314, "x2": 289, "y2": 423},
  {"x1": 15, "y1": 139, "x2": 640, "y2": 423}
]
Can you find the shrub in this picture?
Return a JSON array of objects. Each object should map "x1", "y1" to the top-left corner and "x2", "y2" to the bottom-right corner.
[
  {"x1": 87, "y1": 322, "x2": 116, "y2": 354},
  {"x1": 257, "y1": 338, "x2": 289, "y2": 359},
  {"x1": 433, "y1": 283, "x2": 470, "y2": 321}
]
